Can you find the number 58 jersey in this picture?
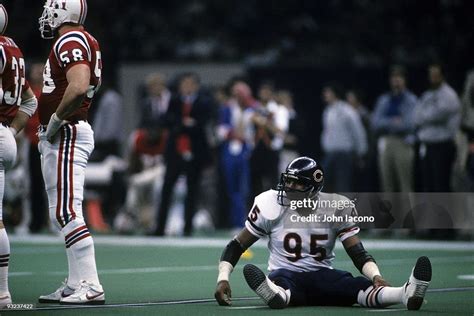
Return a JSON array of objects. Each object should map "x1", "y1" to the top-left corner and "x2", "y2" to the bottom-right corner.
[
  {"x1": 38, "y1": 30, "x2": 102, "y2": 125},
  {"x1": 245, "y1": 190, "x2": 360, "y2": 272}
]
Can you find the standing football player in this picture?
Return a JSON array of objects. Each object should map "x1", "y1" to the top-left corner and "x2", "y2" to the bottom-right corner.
[
  {"x1": 0, "y1": 5, "x2": 38, "y2": 308},
  {"x1": 215, "y1": 156, "x2": 432, "y2": 310},
  {"x1": 37, "y1": 0, "x2": 104, "y2": 305}
]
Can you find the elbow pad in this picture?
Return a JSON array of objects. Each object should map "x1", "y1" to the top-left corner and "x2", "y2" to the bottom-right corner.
[
  {"x1": 220, "y1": 238, "x2": 246, "y2": 267},
  {"x1": 19, "y1": 96, "x2": 38, "y2": 117},
  {"x1": 346, "y1": 242, "x2": 375, "y2": 273}
]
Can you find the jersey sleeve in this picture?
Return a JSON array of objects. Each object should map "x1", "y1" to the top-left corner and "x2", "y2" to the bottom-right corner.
[
  {"x1": 334, "y1": 200, "x2": 360, "y2": 242},
  {"x1": 245, "y1": 203, "x2": 271, "y2": 238},
  {"x1": 54, "y1": 32, "x2": 91, "y2": 72}
]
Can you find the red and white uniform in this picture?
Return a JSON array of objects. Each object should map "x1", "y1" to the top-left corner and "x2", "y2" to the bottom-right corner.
[
  {"x1": 38, "y1": 29, "x2": 102, "y2": 231},
  {"x1": 38, "y1": 29, "x2": 101, "y2": 124},
  {"x1": 0, "y1": 36, "x2": 30, "y2": 124},
  {"x1": 0, "y1": 36, "x2": 30, "y2": 220}
]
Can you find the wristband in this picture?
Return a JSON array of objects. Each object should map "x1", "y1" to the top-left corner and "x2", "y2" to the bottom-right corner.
[
  {"x1": 362, "y1": 261, "x2": 381, "y2": 281},
  {"x1": 217, "y1": 261, "x2": 233, "y2": 283}
]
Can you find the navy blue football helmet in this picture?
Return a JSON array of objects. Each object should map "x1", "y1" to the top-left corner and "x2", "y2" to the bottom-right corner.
[{"x1": 276, "y1": 156, "x2": 324, "y2": 206}]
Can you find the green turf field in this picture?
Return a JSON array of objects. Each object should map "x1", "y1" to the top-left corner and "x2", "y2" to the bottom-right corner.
[{"x1": 3, "y1": 235, "x2": 473, "y2": 315}]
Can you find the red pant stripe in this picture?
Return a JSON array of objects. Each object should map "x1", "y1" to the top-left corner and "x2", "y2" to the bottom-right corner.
[{"x1": 56, "y1": 128, "x2": 65, "y2": 227}]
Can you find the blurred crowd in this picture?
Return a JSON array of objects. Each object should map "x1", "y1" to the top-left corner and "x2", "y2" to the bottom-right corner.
[
  {"x1": 3, "y1": 63, "x2": 474, "y2": 236},
  {"x1": 4, "y1": 1, "x2": 473, "y2": 76}
]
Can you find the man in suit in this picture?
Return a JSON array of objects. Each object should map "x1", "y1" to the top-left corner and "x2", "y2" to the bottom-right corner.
[{"x1": 153, "y1": 73, "x2": 213, "y2": 236}]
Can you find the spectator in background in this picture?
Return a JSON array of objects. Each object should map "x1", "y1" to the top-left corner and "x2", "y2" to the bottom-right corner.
[
  {"x1": 346, "y1": 89, "x2": 374, "y2": 192},
  {"x1": 130, "y1": 73, "x2": 171, "y2": 174},
  {"x1": 114, "y1": 75, "x2": 171, "y2": 233},
  {"x1": 87, "y1": 78, "x2": 126, "y2": 230},
  {"x1": 217, "y1": 82, "x2": 256, "y2": 229},
  {"x1": 153, "y1": 73, "x2": 213, "y2": 236},
  {"x1": 460, "y1": 70, "x2": 474, "y2": 187},
  {"x1": 414, "y1": 64, "x2": 461, "y2": 192},
  {"x1": 139, "y1": 73, "x2": 171, "y2": 130},
  {"x1": 91, "y1": 82, "x2": 124, "y2": 160},
  {"x1": 23, "y1": 63, "x2": 47, "y2": 233},
  {"x1": 347, "y1": 89, "x2": 370, "y2": 130},
  {"x1": 321, "y1": 84, "x2": 367, "y2": 192},
  {"x1": 372, "y1": 66, "x2": 417, "y2": 192},
  {"x1": 250, "y1": 82, "x2": 289, "y2": 197},
  {"x1": 276, "y1": 90, "x2": 301, "y2": 171}
]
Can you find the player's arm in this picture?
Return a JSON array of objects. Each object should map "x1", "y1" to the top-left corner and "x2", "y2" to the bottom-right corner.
[
  {"x1": 342, "y1": 235, "x2": 390, "y2": 287},
  {"x1": 215, "y1": 228, "x2": 259, "y2": 306},
  {"x1": 45, "y1": 64, "x2": 90, "y2": 142},
  {"x1": 9, "y1": 87, "x2": 38, "y2": 135}
]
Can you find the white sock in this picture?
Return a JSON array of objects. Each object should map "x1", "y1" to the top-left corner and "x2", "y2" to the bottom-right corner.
[
  {"x1": 357, "y1": 285, "x2": 403, "y2": 307},
  {"x1": 0, "y1": 228, "x2": 10, "y2": 296},
  {"x1": 267, "y1": 278, "x2": 290, "y2": 306},
  {"x1": 62, "y1": 219, "x2": 100, "y2": 286},
  {"x1": 378, "y1": 286, "x2": 404, "y2": 306},
  {"x1": 65, "y1": 247, "x2": 81, "y2": 289}
]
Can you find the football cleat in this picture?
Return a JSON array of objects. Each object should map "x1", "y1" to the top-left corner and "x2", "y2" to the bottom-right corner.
[
  {"x1": 243, "y1": 264, "x2": 289, "y2": 309},
  {"x1": 38, "y1": 279, "x2": 76, "y2": 303},
  {"x1": 0, "y1": 292, "x2": 12, "y2": 308},
  {"x1": 403, "y1": 256, "x2": 432, "y2": 310},
  {"x1": 60, "y1": 280, "x2": 105, "y2": 305}
]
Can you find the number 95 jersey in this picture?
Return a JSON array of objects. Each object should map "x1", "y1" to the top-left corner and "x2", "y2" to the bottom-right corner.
[
  {"x1": 245, "y1": 190, "x2": 360, "y2": 272},
  {"x1": 38, "y1": 30, "x2": 102, "y2": 125}
]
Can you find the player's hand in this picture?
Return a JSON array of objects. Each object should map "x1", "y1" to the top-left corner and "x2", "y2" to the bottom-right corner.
[
  {"x1": 45, "y1": 113, "x2": 67, "y2": 143},
  {"x1": 214, "y1": 280, "x2": 232, "y2": 306},
  {"x1": 373, "y1": 275, "x2": 391, "y2": 288}
]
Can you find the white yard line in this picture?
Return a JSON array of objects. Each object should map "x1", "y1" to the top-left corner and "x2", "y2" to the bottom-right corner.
[
  {"x1": 12, "y1": 287, "x2": 474, "y2": 312},
  {"x1": 9, "y1": 256, "x2": 474, "y2": 277},
  {"x1": 9, "y1": 235, "x2": 474, "y2": 251}
]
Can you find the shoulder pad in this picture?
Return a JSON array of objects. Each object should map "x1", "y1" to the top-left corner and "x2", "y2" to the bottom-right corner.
[{"x1": 253, "y1": 189, "x2": 284, "y2": 221}]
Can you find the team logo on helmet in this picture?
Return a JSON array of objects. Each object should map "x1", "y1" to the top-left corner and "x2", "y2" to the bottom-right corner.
[{"x1": 313, "y1": 169, "x2": 323, "y2": 183}]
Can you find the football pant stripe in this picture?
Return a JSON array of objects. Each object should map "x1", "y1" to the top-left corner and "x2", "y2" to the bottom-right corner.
[
  {"x1": 67, "y1": 125, "x2": 77, "y2": 221},
  {"x1": 62, "y1": 125, "x2": 72, "y2": 225},
  {"x1": 56, "y1": 128, "x2": 65, "y2": 227}
]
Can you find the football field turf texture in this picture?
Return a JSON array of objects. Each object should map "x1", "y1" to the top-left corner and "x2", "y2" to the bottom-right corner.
[{"x1": 4, "y1": 235, "x2": 474, "y2": 315}]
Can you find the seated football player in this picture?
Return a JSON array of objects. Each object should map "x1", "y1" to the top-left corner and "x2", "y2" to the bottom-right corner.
[{"x1": 214, "y1": 156, "x2": 431, "y2": 310}]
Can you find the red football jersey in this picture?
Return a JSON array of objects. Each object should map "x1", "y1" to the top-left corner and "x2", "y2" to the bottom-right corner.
[
  {"x1": 0, "y1": 36, "x2": 30, "y2": 125},
  {"x1": 38, "y1": 29, "x2": 102, "y2": 125}
]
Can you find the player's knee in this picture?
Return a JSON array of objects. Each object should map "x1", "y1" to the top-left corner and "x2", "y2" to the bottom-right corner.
[{"x1": 48, "y1": 207, "x2": 63, "y2": 230}]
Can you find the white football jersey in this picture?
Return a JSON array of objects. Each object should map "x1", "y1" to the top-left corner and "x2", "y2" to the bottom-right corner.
[{"x1": 245, "y1": 190, "x2": 360, "y2": 272}]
